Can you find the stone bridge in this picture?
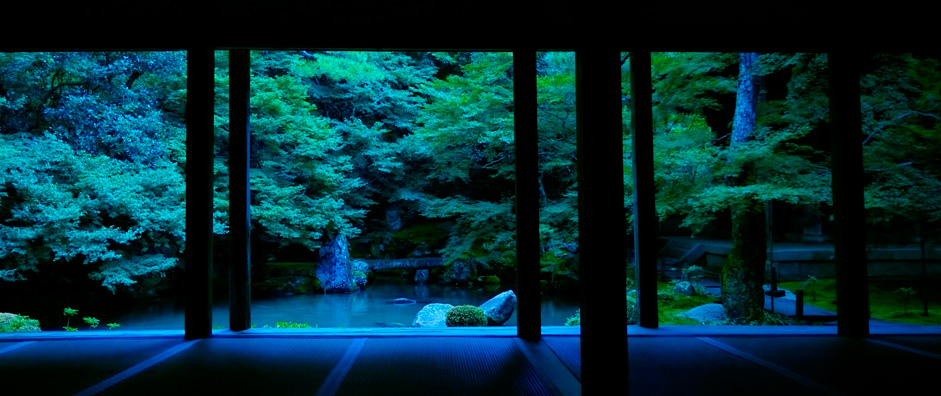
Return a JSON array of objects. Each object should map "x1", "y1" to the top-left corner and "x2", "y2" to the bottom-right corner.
[{"x1": 361, "y1": 257, "x2": 445, "y2": 271}]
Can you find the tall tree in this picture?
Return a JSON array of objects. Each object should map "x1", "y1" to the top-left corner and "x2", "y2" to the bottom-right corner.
[
  {"x1": 722, "y1": 52, "x2": 767, "y2": 321},
  {"x1": 633, "y1": 52, "x2": 833, "y2": 322}
]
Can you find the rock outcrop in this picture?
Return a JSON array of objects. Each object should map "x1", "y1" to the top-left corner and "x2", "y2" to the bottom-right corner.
[
  {"x1": 316, "y1": 234, "x2": 357, "y2": 293},
  {"x1": 479, "y1": 290, "x2": 516, "y2": 325}
]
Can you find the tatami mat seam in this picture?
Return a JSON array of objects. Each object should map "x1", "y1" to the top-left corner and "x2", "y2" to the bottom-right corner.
[{"x1": 695, "y1": 337, "x2": 843, "y2": 396}]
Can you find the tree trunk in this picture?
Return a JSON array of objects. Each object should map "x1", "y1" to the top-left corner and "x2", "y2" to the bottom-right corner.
[{"x1": 722, "y1": 52, "x2": 767, "y2": 322}]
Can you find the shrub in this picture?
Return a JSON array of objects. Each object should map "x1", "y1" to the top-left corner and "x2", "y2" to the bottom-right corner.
[
  {"x1": 480, "y1": 275, "x2": 501, "y2": 285},
  {"x1": 445, "y1": 305, "x2": 488, "y2": 327},
  {"x1": 565, "y1": 309, "x2": 580, "y2": 326},
  {"x1": 83, "y1": 317, "x2": 100, "y2": 329},
  {"x1": 0, "y1": 313, "x2": 42, "y2": 332}
]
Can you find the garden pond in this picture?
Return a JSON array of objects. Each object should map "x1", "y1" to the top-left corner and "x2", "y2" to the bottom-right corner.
[{"x1": 104, "y1": 283, "x2": 580, "y2": 330}]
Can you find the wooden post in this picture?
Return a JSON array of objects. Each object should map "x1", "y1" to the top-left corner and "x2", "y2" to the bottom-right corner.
[
  {"x1": 514, "y1": 48, "x2": 540, "y2": 341},
  {"x1": 185, "y1": 48, "x2": 215, "y2": 340},
  {"x1": 631, "y1": 51, "x2": 658, "y2": 329},
  {"x1": 829, "y1": 50, "x2": 870, "y2": 337},
  {"x1": 576, "y1": 49, "x2": 627, "y2": 396},
  {"x1": 796, "y1": 290, "x2": 804, "y2": 320},
  {"x1": 229, "y1": 49, "x2": 252, "y2": 331}
]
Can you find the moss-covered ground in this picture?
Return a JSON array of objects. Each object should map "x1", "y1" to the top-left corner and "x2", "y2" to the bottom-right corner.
[
  {"x1": 778, "y1": 278, "x2": 941, "y2": 325},
  {"x1": 656, "y1": 281, "x2": 720, "y2": 325}
]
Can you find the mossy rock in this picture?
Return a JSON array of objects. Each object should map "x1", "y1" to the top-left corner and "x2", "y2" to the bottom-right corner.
[{"x1": 445, "y1": 305, "x2": 488, "y2": 327}]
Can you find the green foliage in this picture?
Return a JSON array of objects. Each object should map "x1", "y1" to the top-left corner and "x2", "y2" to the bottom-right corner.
[
  {"x1": 83, "y1": 316, "x2": 99, "y2": 329},
  {"x1": 445, "y1": 305, "x2": 488, "y2": 327},
  {"x1": 894, "y1": 286, "x2": 918, "y2": 314},
  {"x1": 275, "y1": 321, "x2": 311, "y2": 328},
  {"x1": 861, "y1": 54, "x2": 941, "y2": 226},
  {"x1": 106, "y1": 322, "x2": 120, "y2": 330},
  {"x1": 536, "y1": 52, "x2": 580, "y2": 287},
  {"x1": 63, "y1": 326, "x2": 78, "y2": 331},
  {"x1": 630, "y1": 53, "x2": 833, "y2": 235},
  {"x1": 682, "y1": 265, "x2": 705, "y2": 282},
  {"x1": 564, "y1": 309, "x2": 580, "y2": 326},
  {"x1": 399, "y1": 52, "x2": 518, "y2": 273},
  {"x1": 479, "y1": 275, "x2": 500, "y2": 285},
  {"x1": 0, "y1": 52, "x2": 187, "y2": 292},
  {"x1": 627, "y1": 292, "x2": 638, "y2": 325},
  {"x1": 0, "y1": 313, "x2": 41, "y2": 332}
]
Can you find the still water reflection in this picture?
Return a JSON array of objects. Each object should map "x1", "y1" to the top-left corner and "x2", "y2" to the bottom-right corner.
[{"x1": 113, "y1": 283, "x2": 580, "y2": 329}]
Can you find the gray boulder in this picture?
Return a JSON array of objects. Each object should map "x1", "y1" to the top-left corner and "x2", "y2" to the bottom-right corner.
[
  {"x1": 479, "y1": 290, "x2": 517, "y2": 325},
  {"x1": 316, "y1": 234, "x2": 357, "y2": 293},
  {"x1": 677, "y1": 303, "x2": 726, "y2": 324},
  {"x1": 412, "y1": 303, "x2": 454, "y2": 327}
]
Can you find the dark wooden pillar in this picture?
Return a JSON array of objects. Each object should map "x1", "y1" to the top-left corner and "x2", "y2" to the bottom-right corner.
[
  {"x1": 576, "y1": 49, "x2": 628, "y2": 395},
  {"x1": 514, "y1": 49, "x2": 541, "y2": 341},
  {"x1": 229, "y1": 49, "x2": 252, "y2": 331},
  {"x1": 828, "y1": 50, "x2": 869, "y2": 337},
  {"x1": 631, "y1": 51, "x2": 658, "y2": 329},
  {"x1": 185, "y1": 48, "x2": 215, "y2": 340}
]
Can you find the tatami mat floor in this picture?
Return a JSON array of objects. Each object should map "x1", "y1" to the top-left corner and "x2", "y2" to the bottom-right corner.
[{"x1": 2, "y1": 329, "x2": 940, "y2": 395}]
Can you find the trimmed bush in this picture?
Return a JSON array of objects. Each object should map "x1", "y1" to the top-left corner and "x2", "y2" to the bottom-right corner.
[
  {"x1": 445, "y1": 305, "x2": 488, "y2": 327},
  {"x1": 480, "y1": 275, "x2": 501, "y2": 285}
]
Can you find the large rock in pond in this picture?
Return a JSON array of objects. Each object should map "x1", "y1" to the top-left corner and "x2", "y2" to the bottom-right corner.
[
  {"x1": 316, "y1": 235, "x2": 357, "y2": 293},
  {"x1": 412, "y1": 303, "x2": 454, "y2": 327},
  {"x1": 479, "y1": 290, "x2": 516, "y2": 325}
]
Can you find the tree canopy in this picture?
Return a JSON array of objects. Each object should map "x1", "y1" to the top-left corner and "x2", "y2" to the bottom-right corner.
[{"x1": 1, "y1": 50, "x2": 938, "y2": 299}]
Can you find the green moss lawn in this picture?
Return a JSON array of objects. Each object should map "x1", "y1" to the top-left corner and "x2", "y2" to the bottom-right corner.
[{"x1": 778, "y1": 278, "x2": 941, "y2": 325}]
